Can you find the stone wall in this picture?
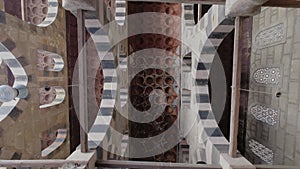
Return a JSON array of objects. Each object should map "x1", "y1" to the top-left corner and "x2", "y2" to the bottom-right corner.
[
  {"x1": 0, "y1": 0, "x2": 69, "y2": 159},
  {"x1": 246, "y1": 7, "x2": 300, "y2": 166}
]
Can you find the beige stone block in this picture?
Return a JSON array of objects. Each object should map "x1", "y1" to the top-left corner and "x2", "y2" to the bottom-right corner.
[
  {"x1": 287, "y1": 18, "x2": 295, "y2": 39},
  {"x1": 279, "y1": 108, "x2": 287, "y2": 128},
  {"x1": 286, "y1": 124, "x2": 297, "y2": 135},
  {"x1": 296, "y1": 134, "x2": 300, "y2": 152},
  {"x1": 3, "y1": 129, "x2": 16, "y2": 147},
  {"x1": 297, "y1": 9, "x2": 300, "y2": 16},
  {"x1": 271, "y1": 14, "x2": 278, "y2": 23},
  {"x1": 16, "y1": 99, "x2": 28, "y2": 111},
  {"x1": 297, "y1": 113, "x2": 300, "y2": 132},
  {"x1": 25, "y1": 139, "x2": 41, "y2": 155},
  {"x1": 293, "y1": 43, "x2": 300, "y2": 59},
  {"x1": 284, "y1": 134, "x2": 296, "y2": 159},
  {"x1": 288, "y1": 82, "x2": 299, "y2": 104},
  {"x1": 0, "y1": 149, "x2": 14, "y2": 159},
  {"x1": 260, "y1": 50, "x2": 268, "y2": 65},
  {"x1": 0, "y1": 1, "x2": 4, "y2": 10},
  {"x1": 280, "y1": 76, "x2": 290, "y2": 93},
  {"x1": 295, "y1": 152, "x2": 300, "y2": 166},
  {"x1": 15, "y1": 131, "x2": 25, "y2": 150},
  {"x1": 264, "y1": 8, "x2": 271, "y2": 26},
  {"x1": 283, "y1": 38, "x2": 293, "y2": 55},
  {"x1": 23, "y1": 65, "x2": 33, "y2": 75},
  {"x1": 276, "y1": 129, "x2": 285, "y2": 149},
  {"x1": 0, "y1": 138, "x2": 3, "y2": 149},
  {"x1": 284, "y1": 156, "x2": 294, "y2": 165},
  {"x1": 274, "y1": 45, "x2": 283, "y2": 63},
  {"x1": 287, "y1": 104, "x2": 298, "y2": 125},
  {"x1": 35, "y1": 119, "x2": 49, "y2": 133},
  {"x1": 294, "y1": 16, "x2": 300, "y2": 43},
  {"x1": 278, "y1": 8, "x2": 287, "y2": 21}
]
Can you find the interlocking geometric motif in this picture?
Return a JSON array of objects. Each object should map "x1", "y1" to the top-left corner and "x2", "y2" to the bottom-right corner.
[
  {"x1": 255, "y1": 23, "x2": 286, "y2": 49},
  {"x1": 249, "y1": 139, "x2": 273, "y2": 164},
  {"x1": 26, "y1": 0, "x2": 48, "y2": 25},
  {"x1": 253, "y1": 67, "x2": 280, "y2": 85},
  {"x1": 250, "y1": 104, "x2": 279, "y2": 126}
]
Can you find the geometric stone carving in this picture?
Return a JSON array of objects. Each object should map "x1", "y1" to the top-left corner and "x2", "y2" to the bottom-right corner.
[
  {"x1": 249, "y1": 139, "x2": 273, "y2": 164},
  {"x1": 37, "y1": 0, "x2": 59, "y2": 27},
  {"x1": 250, "y1": 104, "x2": 279, "y2": 126},
  {"x1": 39, "y1": 87, "x2": 56, "y2": 105},
  {"x1": 39, "y1": 86, "x2": 65, "y2": 108},
  {"x1": 26, "y1": 0, "x2": 59, "y2": 27},
  {"x1": 26, "y1": 0, "x2": 48, "y2": 25},
  {"x1": 37, "y1": 50, "x2": 64, "y2": 72},
  {"x1": 253, "y1": 67, "x2": 280, "y2": 85},
  {"x1": 41, "y1": 129, "x2": 67, "y2": 157},
  {"x1": 255, "y1": 23, "x2": 286, "y2": 49}
]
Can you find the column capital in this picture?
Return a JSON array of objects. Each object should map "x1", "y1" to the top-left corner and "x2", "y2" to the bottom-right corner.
[
  {"x1": 62, "y1": 0, "x2": 96, "y2": 11},
  {"x1": 225, "y1": 0, "x2": 269, "y2": 17}
]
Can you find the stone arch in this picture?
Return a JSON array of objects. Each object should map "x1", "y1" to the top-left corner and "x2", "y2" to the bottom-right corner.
[
  {"x1": 186, "y1": 5, "x2": 235, "y2": 164},
  {"x1": 41, "y1": 129, "x2": 67, "y2": 157},
  {"x1": 0, "y1": 40, "x2": 28, "y2": 122}
]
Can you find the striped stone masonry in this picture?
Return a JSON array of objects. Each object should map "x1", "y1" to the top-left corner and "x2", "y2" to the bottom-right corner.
[
  {"x1": 115, "y1": 0, "x2": 126, "y2": 26},
  {"x1": 41, "y1": 129, "x2": 68, "y2": 157},
  {"x1": 0, "y1": 41, "x2": 28, "y2": 122},
  {"x1": 184, "y1": 5, "x2": 234, "y2": 164},
  {"x1": 84, "y1": 12, "x2": 117, "y2": 149},
  {"x1": 37, "y1": 0, "x2": 58, "y2": 27}
]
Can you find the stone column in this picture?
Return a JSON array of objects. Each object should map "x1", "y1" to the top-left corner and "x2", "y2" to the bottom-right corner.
[{"x1": 225, "y1": 0, "x2": 269, "y2": 17}]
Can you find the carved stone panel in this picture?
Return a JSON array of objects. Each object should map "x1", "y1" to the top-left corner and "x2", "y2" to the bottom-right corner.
[
  {"x1": 254, "y1": 23, "x2": 286, "y2": 49},
  {"x1": 253, "y1": 67, "x2": 281, "y2": 85},
  {"x1": 249, "y1": 139, "x2": 273, "y2": 164},
  {"x1": 250, "y1": 104, "x2": 279, "y2": 126}
]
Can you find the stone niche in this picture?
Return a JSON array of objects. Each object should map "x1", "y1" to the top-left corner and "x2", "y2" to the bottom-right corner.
[
  {"x1": 26, "y1": 0, "x2": 48, "y2": 25},
  {"x1": 39, "y1": 86, "x2": 65, "y2": 108},
  {"x1": 37, "y1": 50, "x2": 64, "y2": 72}
]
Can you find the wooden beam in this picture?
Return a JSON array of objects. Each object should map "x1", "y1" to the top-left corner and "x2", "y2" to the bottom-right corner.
[
  {"x1": 127, "y1": 0, "x2": 225, "y2": 5},
  {"x1": 255, "y1": 165, "x2": 300, "y2": 169},
  {"x1": 0, "y1": 160, "x2": 86, "y2": 168},
  {"x1": 229, "y1": 16, "x2": 242, "y2": 158},
  {"x1": 77, "y1": 9, "x2": 88, "y2": 153},
  {"x1": 96, "y1": 160, "x2": 222, "y2": 168},
  {"x1": 263, "y1": 0, "x2": 300, "y2": 8}
]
